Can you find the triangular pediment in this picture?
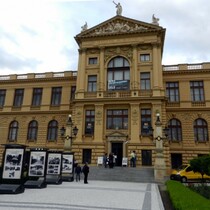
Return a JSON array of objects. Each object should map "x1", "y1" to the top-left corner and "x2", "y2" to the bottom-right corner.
[
  {"x1": 106, "y1": 131, "x2": 128, "y2": 137},
  {"x1": 75, "y1": 15, "x2": 163, "y2": 41}
]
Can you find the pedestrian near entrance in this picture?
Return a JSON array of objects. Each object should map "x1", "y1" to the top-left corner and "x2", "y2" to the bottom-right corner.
[
  {"x1": 103, "y1": 153, "x2": 108, "y2": 168},
  {"x1": 75, "y1": 164, "x2": 82, "y2": 182},
  {"x1": 130, "y1": 151, "x2": 136, "y2": 167},
  {"x1": 82, "y1": 162, "x2": 89, "y2": 184}
]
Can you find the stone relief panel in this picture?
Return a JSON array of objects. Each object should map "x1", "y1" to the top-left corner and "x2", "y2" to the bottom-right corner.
[
  {"x1": 104, "y1": 46, "x2": 132, "y2": 63},
  {"x1": 75, "y1": 106, "x2": 83, "y2": 125},
  {"x1": 131, "y1": 105, "x2": 139, "y2": 125},
  {"x1": 95, "y1": 105, "x2": 103, "y2": 125}
]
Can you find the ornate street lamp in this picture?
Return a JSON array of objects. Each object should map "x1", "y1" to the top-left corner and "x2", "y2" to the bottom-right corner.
[{"x1": 60, "y1": 115, "x2": 78, "y2": 151}]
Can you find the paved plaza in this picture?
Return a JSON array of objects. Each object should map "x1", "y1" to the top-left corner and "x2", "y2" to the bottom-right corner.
[{"x1": 0, "y1": 180, "x2": 164, "y2": 210}]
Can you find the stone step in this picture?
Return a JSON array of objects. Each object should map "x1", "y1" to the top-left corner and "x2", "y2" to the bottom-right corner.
[{"x1": 87, "y1": 166, "x2": 155, "y2": 183}]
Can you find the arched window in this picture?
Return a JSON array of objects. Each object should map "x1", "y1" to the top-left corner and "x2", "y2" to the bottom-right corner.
[
  {"x1": 47, "y1": 120, "x2": 58, "y2": 141},
  {"x1": 194, "y1": 118, "x2": 208, "y2": 142},
  {"x1": 107, "y1": 56, "x2": 130, "y2": 90},
  {"x1": 168, "y1": 119, "x2": 182, "y2": 141},
  {"x1": 8, "y1": 121, "x2": 19, "y2": 142},
  {"x1": 27, "y1": 120, "x2": 38, "y2": 141}
]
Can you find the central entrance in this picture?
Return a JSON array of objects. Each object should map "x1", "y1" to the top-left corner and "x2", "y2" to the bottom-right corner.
[{"x1": 111, "y1": 142, "x2": 123, "y2": 166}]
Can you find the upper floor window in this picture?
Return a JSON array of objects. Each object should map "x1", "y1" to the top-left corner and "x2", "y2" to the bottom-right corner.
[
  {"x1": 51, "y1": 87, "x2": 62, "y2": 106},
  {"x1": 107, "y1": 56, "x2": 130, "y2": 91},
  {"x1": 140, "y1": 73, "x2": 151, "y2": 90},
  {"x1": 140, "y1": 54, "x2": 150, "y2": 62},
  {"x1": 190, "y1": 81, "x2": 204, "y2": 102},
  {"x1": 107, "y1": 109, "x2": 128, "y2": 130},
  {"x1": 47, "y1": 120, "x2": 58, "y2": 141},
  {"x1": 168, "y1": 118, "x2": 182, "y2": 141},
  {"x1": 27, "y1": 120, "x2": 38, "y2": 141},
  {"x1": 8, "y1": 121, "x2": 19, "y2": 142},
  {"x1": 141, "y1": 109, "x2": 152, "y2": 135},
  {"x1": 13, "y1": 89, "x2": 24, "y2": 107},
  {"x1": 85, "y1": 110, "x2": 95, "y2": 135},
  {"x1": 71, "y1": 86, "x2": 76, "y2": 100},
  {"x1": 194, "y1": 118, "x2": 208, "y2": 142},
  {"x1": 88, "y1": 75, "x2": 97, "y2": 92},
  {"x1": 0, "y1": 89, "x2": 6, "y2": 107},
  {"x1": 88, "y1": 57, "x2": 98, "y2": 65},
  {"x1": 166, "y1": 82, "x2": 179, "y2": 102},
  {"x1": 32, "y1": 88, "x2": 43, "y2": 106}
]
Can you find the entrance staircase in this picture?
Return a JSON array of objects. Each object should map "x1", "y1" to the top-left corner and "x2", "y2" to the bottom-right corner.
[{"x1": 88, "y1": 166, "x2": 156, "y2": 183}]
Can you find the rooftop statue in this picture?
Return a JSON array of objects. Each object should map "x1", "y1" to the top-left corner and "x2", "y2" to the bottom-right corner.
[
  {"x1": 81, "y1": 22, "x2": 88, "y2": 32},
  {"x1": 152, "y1": 14, "x2": 159, "y2": 25},
  {"x1": 113, "y1": 1, "x2": 122, "y2": 16}
]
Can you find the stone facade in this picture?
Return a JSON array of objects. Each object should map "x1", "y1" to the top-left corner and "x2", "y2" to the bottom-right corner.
[{"x1": 0, "y1": 15, "x2": 210, "y2": 174}]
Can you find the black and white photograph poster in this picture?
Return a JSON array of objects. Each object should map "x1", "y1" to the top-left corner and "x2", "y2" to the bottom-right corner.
[
  {"x1": 62, "y1": 154, "x2": 73, "y2": 174},
  {"x1": 29, "y1": 151, "x2": 46, "y2": 177},
  {"x1": 2, "y1": 148, "x2": 24, "y2": 179},
  {"x1": 47, "y1": 153, "x2": 62, "y2": 175}
]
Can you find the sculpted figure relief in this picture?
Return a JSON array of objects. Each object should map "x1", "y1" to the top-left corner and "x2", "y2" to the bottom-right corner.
[
  {"x1": 81, "y1": 22, "x2": 88, "y2": 32},
  {"x1": 152, "y1": 14, "x2": 159, "y2": 25}
]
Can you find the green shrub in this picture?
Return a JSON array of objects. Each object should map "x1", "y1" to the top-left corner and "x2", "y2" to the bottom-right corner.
[{"x1": 166, "y1": 180, "x2": 210, "y2": 210}]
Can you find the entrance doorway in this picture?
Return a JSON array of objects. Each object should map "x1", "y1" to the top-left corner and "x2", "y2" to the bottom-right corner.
[
  {"x1": 111, "y1": 142, "x2": 123, "y2": 166},
  {"x1": 142, "y1": 150, "x2": 152, "y2": 166}
]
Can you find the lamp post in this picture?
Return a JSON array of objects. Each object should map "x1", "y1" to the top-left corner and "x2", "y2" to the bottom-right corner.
[
  {"x1": 60, "y1": 115, "x2": 78, "y2": 152},
  {"x1": 154, "y1": 112, "x2": 169, "y2": 182}
]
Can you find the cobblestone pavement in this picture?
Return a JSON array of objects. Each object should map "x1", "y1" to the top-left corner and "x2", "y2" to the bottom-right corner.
[{"x1": 0, "y1": 181, "x2": 165, "y2": 210}]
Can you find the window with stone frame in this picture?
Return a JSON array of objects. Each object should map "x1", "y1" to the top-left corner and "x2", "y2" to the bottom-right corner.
[
  {"x1": 107, "y1": 56, "x2": 130, "y2": 91},
  {"x1": 32, "y1": 88, "x2": 43, "y2": 106},
  {"x1": 168, "y1": 118, "x2": 182, "y2": 141},
  {"x1": 0, "y1": 89, "x2": 6, "y2": 107},
  {"x1": 141, "y1": 109, "x2": 152, "y2": 135},
  {"x1": 194, "y1": 118, "x2": 208, "y2": 142},
  {"x1": 166, "y1": 82, "x2": 180, "y2": 102},
  {"x1": 190, "y1": 81, "x2": 204, "y2": 102},
  {"x1": 27, "y1": 120, "x2": 38, "y2": 141},
  {"x1": 140, "y1": 72, "x2": 151, "y2": 90},
  {"x1": 85, "y1": 110, "x2": 95, "y2": 135},
  {"x1": 13, "y1": 89, "x2": 24, "y2": 107},
  {"x1": 88, "y1": 57, "x2": 98, "y2": 65},
  {"x1": 47, "y1": 120, "x2": 58, "y2": 141},
  {"x1": 140, "y1": 54, "x2": 150, "y2": 62},
  {"x1": 88, "y1": 75, "x2": 97, "y2": 92},
  {"x1": 107, "y1": 109, "x2": 128, "y2": 130},
  {"x1": 51, "y1": 87, "x2": 62, "y2": 106},
  {"x1": 8, "y1": 121, "x2": 19, "y2": 142}
]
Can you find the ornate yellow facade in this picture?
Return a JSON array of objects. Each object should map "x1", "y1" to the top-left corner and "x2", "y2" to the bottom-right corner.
[{"x1": 0, "y1": 15, "x2": 210, "y2": 173}]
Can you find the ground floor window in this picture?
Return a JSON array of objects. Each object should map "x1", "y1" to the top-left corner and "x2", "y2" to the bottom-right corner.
[
  {"x1": 82, "y1": 149, "x2": 92, "y2": 164},
  {"x1": 171, "y1": 153, "x2": 182, "y2": 169}
]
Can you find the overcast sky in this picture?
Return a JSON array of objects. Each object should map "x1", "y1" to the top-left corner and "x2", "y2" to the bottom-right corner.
[{"x1": 0, "y1": 0, "x2": 210, "y2": 75}]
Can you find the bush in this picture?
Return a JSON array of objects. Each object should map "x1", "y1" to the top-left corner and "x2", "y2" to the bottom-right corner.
[
  {"x1": 189, "y1": 184, "x2": 210, "y2": 199},
  {"x1": 166, "y1": 180, "x2": 210, "y2": 210}
]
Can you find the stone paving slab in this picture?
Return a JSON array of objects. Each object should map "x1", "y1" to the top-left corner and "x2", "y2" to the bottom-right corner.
[{"x1": 0, "y1": 181, "x2": 165, "y2": 210}]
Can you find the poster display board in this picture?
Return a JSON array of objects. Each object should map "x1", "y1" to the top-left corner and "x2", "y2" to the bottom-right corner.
[
  {"x1": 47, "y1": 153, "x2": 62, "y2": 175},
  {"x1": 122, "y1": 157, "x2": 128, "y2": 167},
  {"x1": 97, "y1": 157, "x2": 103, "y2": 166},
  {"x1": 62, "y1": 153, "x2": 74, "y2": 174},
  {"x1": 28, "y1": 151, "x2": 46, "y2": 177},
  {"x1": 2, "y1": 148, "x2": 24, "y2": 180}
]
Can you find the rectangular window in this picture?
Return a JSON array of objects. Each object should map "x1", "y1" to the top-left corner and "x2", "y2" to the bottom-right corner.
[
  {"x1": 13, "y1": 89, "x2": 24, "y2": 107},
  {"x1": 88, "y1": 75, "x2": 97, "y2": 92},
  {"x1": 88, "y1": 57, "x2": 98, "y2": 65},
  {"x1": 140, "y1": 72, "x2": 151, "y2": 90},
  {"x1": 71, "y1": 86, "x2": 76, "y2": 100},
  {"x1": 85, "y1": 110, "x2": 95, "y2": 135},
  {"x1": 32, "y1": 88, "x2": 43, "y2": 106},
  {"x1": 0, "y1": 89, "x2": 6, "y2": 107},
  {"x1": 140, "y1": 54, "x2": 150, "y2": 62},
  {"x1": 107, "y1": 109, "x2": 128, "y2": 130},
  {"x1": 51, "y1": 87, "x2": 62, "y2": 106},
  {"x1": 166, "y1": 82, "x2": 179, "y2": 102},
  {"x1": 141, "y1": 109, "x2": 152, "y2": 135},
  {"x1": 190, "y1": 81, "x2": 204, "y2": 102}
]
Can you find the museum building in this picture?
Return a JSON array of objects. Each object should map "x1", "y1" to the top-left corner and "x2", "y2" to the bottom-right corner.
[{"x1": 0, "y1": 13, "x2": 210, "y2": 173}]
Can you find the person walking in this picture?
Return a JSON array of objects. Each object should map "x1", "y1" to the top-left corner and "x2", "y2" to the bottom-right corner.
[
  {"x1": 103, "y1": 153, "x2": 108, "y2": 168},
  {"x1": 82, "y1": 162, "x2": 89, "y2": 184},
  {"x1": 75, "y1": 164, "x2": 82, "y2": 182}
]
